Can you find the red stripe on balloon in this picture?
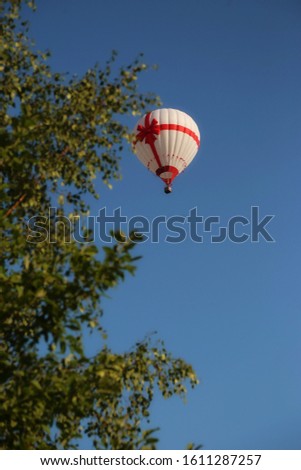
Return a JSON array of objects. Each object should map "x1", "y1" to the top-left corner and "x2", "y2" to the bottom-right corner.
[{"x1": 158, "y1": 124, "x2": 200, "y2": 147}]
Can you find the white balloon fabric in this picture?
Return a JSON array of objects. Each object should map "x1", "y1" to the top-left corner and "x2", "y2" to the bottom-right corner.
[{"x1": 133, "y1": 108, "x2": 200, "y2": 191}]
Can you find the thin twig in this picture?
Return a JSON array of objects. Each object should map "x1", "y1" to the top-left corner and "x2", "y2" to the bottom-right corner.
[
  {"x1": 60, "y1": 147, "x2": 70, "y2": 157},
  {"x1": 4, "y1": 193, "x2": 26, "y2": 218}
]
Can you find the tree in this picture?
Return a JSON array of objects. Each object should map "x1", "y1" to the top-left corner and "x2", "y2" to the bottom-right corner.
[{"x1": 0, "y1": 0, "x2": 199, "y2": 449}]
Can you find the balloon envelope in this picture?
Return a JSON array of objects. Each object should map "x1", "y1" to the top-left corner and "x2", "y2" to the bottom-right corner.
[{"x1": 133, "y1": 108, "x2": 200, "y2": 188}]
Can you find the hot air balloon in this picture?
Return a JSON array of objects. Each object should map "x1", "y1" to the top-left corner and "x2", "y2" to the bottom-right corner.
[{"x1": 133, "y1": 108, "x2": 200, "y2": 193}]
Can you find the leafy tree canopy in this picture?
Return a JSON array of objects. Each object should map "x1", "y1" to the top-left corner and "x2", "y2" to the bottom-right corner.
[{"x1": 0, "y1": 0, "x2": 199, "y2": 449}]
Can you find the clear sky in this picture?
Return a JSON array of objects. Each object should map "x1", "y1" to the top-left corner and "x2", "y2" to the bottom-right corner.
[{"x1": 23, "y1": 0, "x2": 301, "y2": 449}]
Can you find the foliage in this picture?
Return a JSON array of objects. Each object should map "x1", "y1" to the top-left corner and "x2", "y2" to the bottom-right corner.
[{"x1": 0, "y1": 0, "x2": 199, "y2": 449}]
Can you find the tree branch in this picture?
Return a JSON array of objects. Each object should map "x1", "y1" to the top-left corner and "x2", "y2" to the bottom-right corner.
[{"x1": 4, "y1": 193, "x2": 26, "y2": 218}]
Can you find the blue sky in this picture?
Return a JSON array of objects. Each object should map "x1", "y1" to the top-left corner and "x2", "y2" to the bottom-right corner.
[{"x1": 24, "y1": 0, "x2": 301, "y2": 449}]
